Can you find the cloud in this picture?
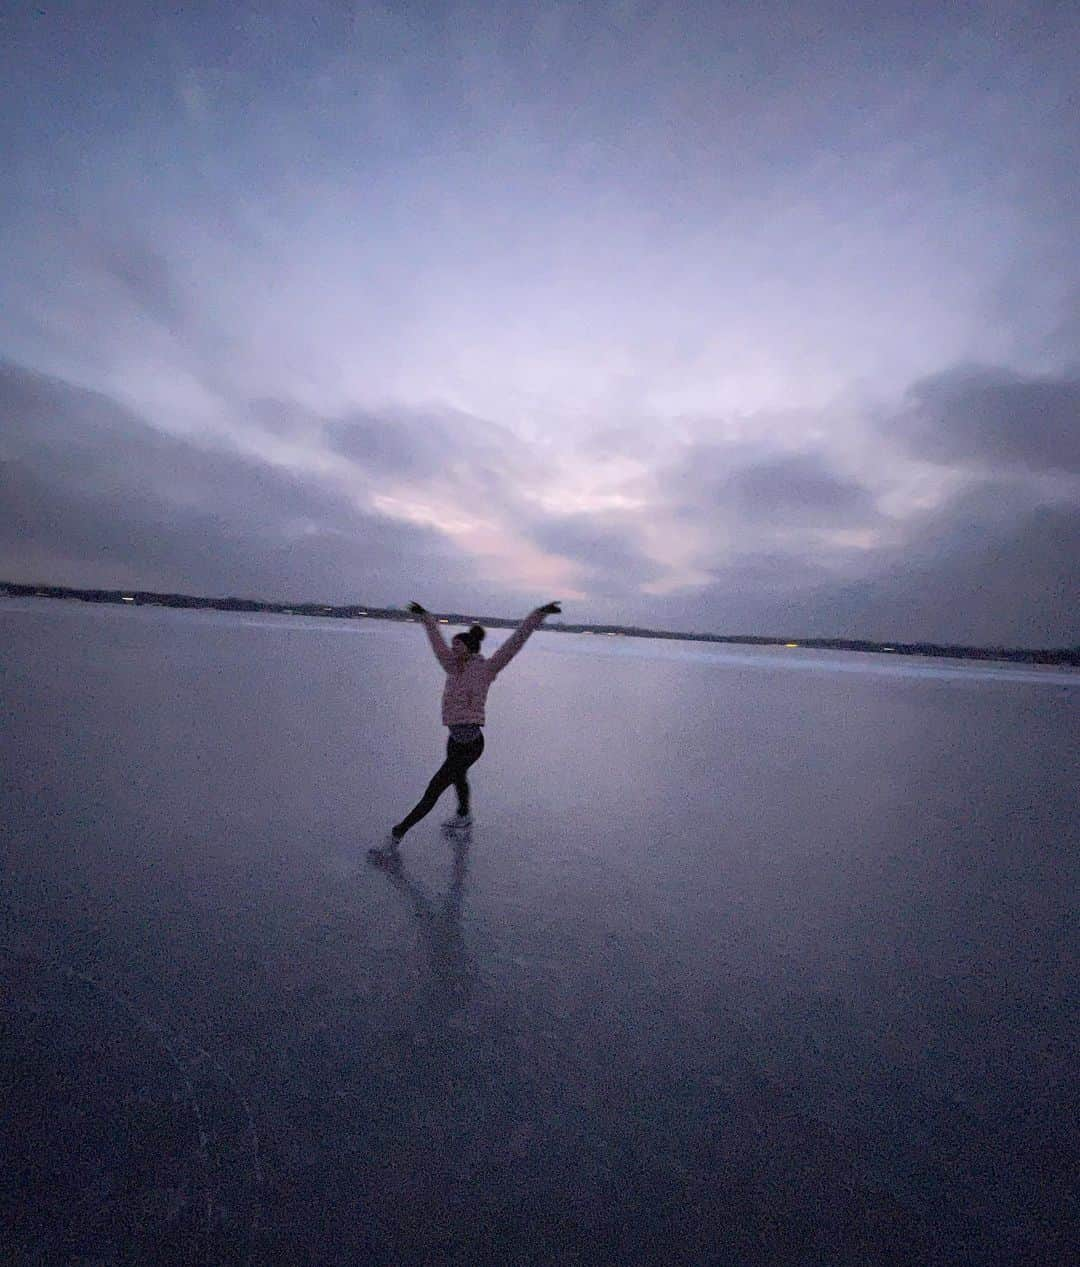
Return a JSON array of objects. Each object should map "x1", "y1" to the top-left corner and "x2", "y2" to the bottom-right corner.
[
  {"x1": 807, "y1": 498, "x2": 1080, "y2": 647},
  {"x1": 322, "y1": 401, "x2": 550, "y2": 498},
  {"x1": 872, "y1": 476, "x2": 1080, "y2": 645},
  {"x1": 527, "y1": 512, "x2": 664, "y2": 596},
  {"x1": 619, "y1": 411, "x2": 1080, "y2": 645},
  {"x1": 324, "y1": 410, "x2": 446, "y2": 480},
  {"x1": 0, "y1": 361, "x2": 487, "y2": 607},
  {"x1": 92, "y1": 236, "x2": 184, "y2": 334},
  {"x1": 3, "y1": 357, "x2": 1078, "y2": 645},
  {"x1": 625, "y1": 514, "x2": 1080, "y2": 648},
  {"x1": 721, "y1": 452, "x2": 878, "y2": 523},
  {"x1": 659, "y1": 439, "x2": 880, "y2": 525},
  {"x1": 897, "y1": 367, "x2": 1080, "y2": 475}
]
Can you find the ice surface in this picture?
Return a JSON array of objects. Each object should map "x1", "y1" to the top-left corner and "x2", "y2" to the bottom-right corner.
[
  {"x1": 3, "y1": 597, "x2": 1077, "y2": 1264},
  {"x1": 537, "y1": 629, "x2": 1078, "y2": 685}
]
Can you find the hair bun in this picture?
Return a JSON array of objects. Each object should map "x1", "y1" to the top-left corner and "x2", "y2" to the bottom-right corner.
[{"x1": 469, "y1": 623, "x2": 486, "y2": 643}]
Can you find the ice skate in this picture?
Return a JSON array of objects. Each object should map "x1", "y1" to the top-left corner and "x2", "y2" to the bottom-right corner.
[{"x1": 368, "y1": 833, "x2": 403, "y2": 866}]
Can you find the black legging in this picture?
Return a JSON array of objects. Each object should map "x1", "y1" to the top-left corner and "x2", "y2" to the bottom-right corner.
[{"x1": 394, "y1": 733, "x2": 485, "y2": 836}]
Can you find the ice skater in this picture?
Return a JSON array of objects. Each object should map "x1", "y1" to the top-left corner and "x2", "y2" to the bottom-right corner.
[{"x1": 369, "y1": 599, "x2": 561, "y2": 864}]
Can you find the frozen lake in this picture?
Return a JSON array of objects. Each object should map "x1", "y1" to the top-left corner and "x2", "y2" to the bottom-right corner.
[{"x1": 3, "y1": 596, "x2": 1077, "y2": 1265}]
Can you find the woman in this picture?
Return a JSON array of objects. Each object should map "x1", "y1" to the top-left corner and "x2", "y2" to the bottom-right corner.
[{"x1": 369, "y1": 599, "x2": 562, "y2": 863}]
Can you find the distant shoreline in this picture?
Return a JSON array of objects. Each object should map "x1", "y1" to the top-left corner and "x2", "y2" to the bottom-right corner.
[{"x1": 3, "y1": 580, "x2": 1077, "y2": 667}]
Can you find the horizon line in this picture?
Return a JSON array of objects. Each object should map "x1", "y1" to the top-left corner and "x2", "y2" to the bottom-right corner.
[{"x1": 2, "y1": 579, "x2": 1077, "y2": 665}]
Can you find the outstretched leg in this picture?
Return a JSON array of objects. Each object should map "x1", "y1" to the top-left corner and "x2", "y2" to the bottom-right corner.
[
  {"x1": 394, "y1": 754, "x2": 456, "y2": 837},
  {"x1": 394, "y1": 735, "x2": 484, "y2": 837}
]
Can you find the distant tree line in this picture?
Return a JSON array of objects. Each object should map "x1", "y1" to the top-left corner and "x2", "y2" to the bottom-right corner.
[{"x1": 3, "y1": 580, "x2": 1077, "y2": 666}]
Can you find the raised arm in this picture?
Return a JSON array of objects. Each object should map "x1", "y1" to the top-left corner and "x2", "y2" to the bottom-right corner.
[
  {"x1": 408, "y1": 602, "x2": 455, "y2": 672},
  {"x1": 486, "y1": 602, "x2": 560, "y2": 676}
]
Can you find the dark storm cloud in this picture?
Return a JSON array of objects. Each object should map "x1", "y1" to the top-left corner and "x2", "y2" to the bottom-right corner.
[
  {"x1": 2, "y1": 363, "x2": 322, "y2": 534},
  {"x1": 723, "y1": 452, "x2": 878, "y2": 522},
  {"x1": 632, "y1": 387, "x2": 1078, "y2": 645},
  {"x1": 649, "y1": 475, "x2": 1080, "y2": 648},
  {"x1": 0, "y1": 362, "x2": 472, "y2": 605},
  {"x1": 898, "y1": 367, "x2": 1080, "y2": 475},
  {"x1": 659, "y1": 440, "x2": 880, "y2": 528},
  {"x1": 93, "y1": 236, "x2": 184, "y2": 333},
  {"x1": 528, "y1": 514, "x2": 664, "y2": 592},
  {"x1": 806, "y1": 498, "x2": 1080, "y2": 648},
  {"x1": 640, "y1": 550, "x2": 847, "y2": 637},
  {"x1": 324, "y1": 412, "x2": 446, "y2": 480},
  {"x1": 322, "y1": 404, "x2": 550, "y2": 518}
]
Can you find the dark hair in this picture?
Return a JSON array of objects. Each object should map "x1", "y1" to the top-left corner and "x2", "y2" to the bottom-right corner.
[{"x1": 454, "y1": 623, "x2": 486, "y2": 654}]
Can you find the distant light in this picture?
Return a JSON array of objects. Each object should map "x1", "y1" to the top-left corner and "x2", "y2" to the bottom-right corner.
[
  {"x1": 784, "y1": 641, "x2": 798, "y2": 647},
  {"x1": 121, "y1": 596, "x2": 135, "y2": 603},
  {"x1": 882, "y1": 646, "x2": 895, "y2": 652},
  {"x1": 438, "y1": 618, "x2": 449, "y2": 623}
]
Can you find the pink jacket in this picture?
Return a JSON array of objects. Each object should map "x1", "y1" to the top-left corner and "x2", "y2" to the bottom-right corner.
[{"x1": 421, "y1": 610, "x2": 545, "y2": 726}]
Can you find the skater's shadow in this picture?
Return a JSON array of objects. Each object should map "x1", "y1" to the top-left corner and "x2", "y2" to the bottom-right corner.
[{"x1": 374, "y1": 832, "x2": 475, "y2": 1023}]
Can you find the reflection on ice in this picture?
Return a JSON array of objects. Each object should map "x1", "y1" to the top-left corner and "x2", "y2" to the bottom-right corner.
[{"x1": 371, "y1": 835, "x2": 475, "y2": 1023}]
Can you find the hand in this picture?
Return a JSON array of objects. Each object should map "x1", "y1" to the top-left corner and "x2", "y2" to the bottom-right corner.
[
  {"x1": 407, "y1": 601, "x2": 428, "y2": 615},
  {"x1": 536, "y1": 601, "x2": 562, "y2": 616}
]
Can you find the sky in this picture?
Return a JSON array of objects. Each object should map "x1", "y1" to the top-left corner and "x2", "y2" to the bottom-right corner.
[{"x1": 2, "y1": 0, "x2": 1078, "y2": 645}]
